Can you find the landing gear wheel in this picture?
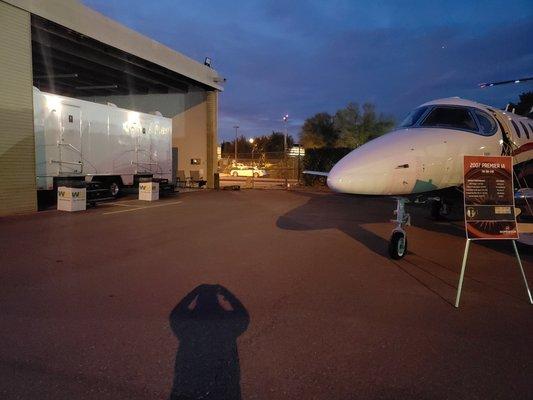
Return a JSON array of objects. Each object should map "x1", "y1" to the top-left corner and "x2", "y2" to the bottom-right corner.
[
  {"x1": 109, "y1": 181, "x2": 120, "y2": 198},
  {"x1": 389, "y1": 230, "x2": 407, "y2": 259}
]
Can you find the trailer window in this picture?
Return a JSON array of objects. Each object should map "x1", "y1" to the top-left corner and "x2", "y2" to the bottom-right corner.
[
  {"x1": 473, "y1": 110, "x2": 497, "y2": 136},
  {"x1": 511, "y1": 120, "x2": 521, "y2": 138},
  {"x1": 519, "y1": 121, "x2": 530, "y2": 139},
  {"x1": 421, "y1": 107, "x2": 478, "y2": 132},
  {"x1": 400, "y1": 106, "x2": 429, "y2": 127}
]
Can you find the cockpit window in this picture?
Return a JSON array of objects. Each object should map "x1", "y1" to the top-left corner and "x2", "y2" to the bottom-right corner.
[
  {"x1": 519, "y1": 121, "x2": 530, "y2": 139},
  {"x1": 473, "y1": 110, "x2": 497, "y2": 136},
  {"x1": 399, "y1": 106, "x2": 429, "y2": 127},
  {"x1": 511, "y1": 120, "x2": 521, "y2": 138},
  {"x1": 421, "y1": 107, "x2": 478, "y2": 131}
]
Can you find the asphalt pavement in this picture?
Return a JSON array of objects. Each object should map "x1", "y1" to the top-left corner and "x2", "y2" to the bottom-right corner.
[{"x1": 0, "y1": 189, "x2": 531, "y2": 399}]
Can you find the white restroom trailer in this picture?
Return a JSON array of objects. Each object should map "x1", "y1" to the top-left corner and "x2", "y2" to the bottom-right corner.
[{"x1": 33, "y1": 87, "x2": 173, "y2": 203}]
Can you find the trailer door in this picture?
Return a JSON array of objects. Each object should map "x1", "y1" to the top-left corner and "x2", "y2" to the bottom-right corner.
[
  {"x1": 60, "y1": 105, "x2": 82, "y2": 174},
  {"x1": 138, "y1": 123, "x2": 151, "y2": 172}
]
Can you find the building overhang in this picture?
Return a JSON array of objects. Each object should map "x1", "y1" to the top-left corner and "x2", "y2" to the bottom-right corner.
[{"x1": 5, "y1": 0, "x2": 224, "y2": 96}]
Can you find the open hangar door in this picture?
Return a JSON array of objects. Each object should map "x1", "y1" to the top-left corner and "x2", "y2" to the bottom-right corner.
[
  {"x1": 30, "y1": 15, "x2": 217, "y2": 208},
  {"x1": 31, "y1": 15, "x2": 196, "y2": 98}
]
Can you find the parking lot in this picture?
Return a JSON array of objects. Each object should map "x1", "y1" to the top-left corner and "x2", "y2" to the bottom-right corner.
[{"x1": 1, "y1": 189, "x2": 532, "y2": 399}]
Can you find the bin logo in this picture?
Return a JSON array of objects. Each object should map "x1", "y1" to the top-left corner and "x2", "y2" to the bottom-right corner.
[{"x1": 58, "y1": 189, "x2": 85, "y2": 200}]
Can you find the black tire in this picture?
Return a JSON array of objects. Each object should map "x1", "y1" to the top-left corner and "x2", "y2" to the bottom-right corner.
[
  {"x1": 109, "y1": 181, "x2": 121, "y2": 198},
  {"x1": 232, "y1": 171, "x2": 238, "y2": 177},
  {"x1": 389, "y1": 230, "x2": 407, "y2": 259},
  {"x1": 253, "y1": 172, "x2": 259, "y2": 178}
]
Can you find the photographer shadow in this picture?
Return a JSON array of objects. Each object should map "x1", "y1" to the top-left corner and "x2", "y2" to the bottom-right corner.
[{"x1": 169, "y1": 284, "x2": 249, "y2": 400}]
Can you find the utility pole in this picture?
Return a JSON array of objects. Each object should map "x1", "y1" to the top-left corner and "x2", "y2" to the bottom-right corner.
[
  {"x1": 283, "y1": 114, "x2": 289, "y2": 188},
  {"x1": 249, "y1": 137, "x2": 255, "y2": 188},
  {"x1": 297, "y1": 143, "x2": 301, "y2": 184},
  {"x1": 233, "y1": 125, "x2": 239, "y2": 164}
]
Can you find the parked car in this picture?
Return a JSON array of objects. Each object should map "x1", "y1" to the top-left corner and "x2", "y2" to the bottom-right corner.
[{"x1": 230, "y1": 165, "x2": 268, "y2": 178}]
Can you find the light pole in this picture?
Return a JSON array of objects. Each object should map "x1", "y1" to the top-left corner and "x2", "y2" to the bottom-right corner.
[
  {"x1": 249, "y1": 137, "x2": 255, "y2": 187},
  {"x1": 297, "y1": 143, "x2": 302, "y2": 184},
  {"x1": 282, "y1": 114, "x2": 289, "y2": 188},
  {"x1": 233, "y1": 125, "x2": 239, "y2": 164}
]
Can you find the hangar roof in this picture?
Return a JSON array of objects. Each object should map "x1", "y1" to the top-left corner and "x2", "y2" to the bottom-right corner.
[{"x1": 5, "y1": 0, "x2": 224, "y2": 92}]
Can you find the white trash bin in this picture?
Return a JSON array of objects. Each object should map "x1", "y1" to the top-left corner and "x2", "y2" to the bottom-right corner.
[
  {"x1": 57, "y1": 186, "x2": 87, "y2": 212},
  {"x1": 139, "y1": 181, "x2": 159, "y2": 201}
]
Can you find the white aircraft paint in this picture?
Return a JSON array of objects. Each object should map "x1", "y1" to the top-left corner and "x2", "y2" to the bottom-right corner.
[{"x1": 327, "y1": 98, "x2": 533, "y2": 196}]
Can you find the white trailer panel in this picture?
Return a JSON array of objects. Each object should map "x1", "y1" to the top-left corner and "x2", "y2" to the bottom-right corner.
[{"x1": 33, "y1": 87, "x2": 172, "y2": 191}]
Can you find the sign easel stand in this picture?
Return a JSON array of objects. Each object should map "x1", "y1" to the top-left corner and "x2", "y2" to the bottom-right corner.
[{"x1": 455, "y1": 239, "x2": 533, "y2": 308}]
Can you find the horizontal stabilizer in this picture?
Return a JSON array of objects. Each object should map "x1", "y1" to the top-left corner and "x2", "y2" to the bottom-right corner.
[{"x1": 302, "y1": 170, "x2": 329, "y2": 177}]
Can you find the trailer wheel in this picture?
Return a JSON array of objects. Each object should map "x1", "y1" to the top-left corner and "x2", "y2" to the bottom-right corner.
[{"x1": 109, "y1": 181, "x2": 120, "y2": 198}]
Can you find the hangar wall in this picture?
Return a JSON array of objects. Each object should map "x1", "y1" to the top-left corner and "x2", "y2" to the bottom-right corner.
[
  {"x1": 206, "y1": 90, "x2": 218, "y2": 188},
  {"x1": 81, "y1": 87, "x2": 218, "y2": 187},
  {"x1": 0, "y1": 1, "x2": 37, "y2": 215},
  {"x1": 172, "y1": 89, "x2": 208, "y2": 182}
]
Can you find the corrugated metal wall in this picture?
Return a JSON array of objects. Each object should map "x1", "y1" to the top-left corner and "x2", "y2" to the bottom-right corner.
[
  {"x1": 0, "y1": 1, "x2": 37, "y2": 215},
  {"x1": 206, "y1": 90, "x2": 218, "y2": 189}
]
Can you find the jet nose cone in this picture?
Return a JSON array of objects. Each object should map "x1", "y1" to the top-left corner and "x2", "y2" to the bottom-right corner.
[
  {"x1": 327, "y1": 163, "x2": 349, "y2": 193},
  {"x1": 325, "y1": 130, "x2": 417, "y2": 195}
]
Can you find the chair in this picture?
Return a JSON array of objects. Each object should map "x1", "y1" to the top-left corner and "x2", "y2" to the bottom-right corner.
[
  {"x1": 176, "y1": 170, "x2": 190, "y2": 188},
  {"x1": 190, "y1": 170, "x2": 207, "y2": 188}
]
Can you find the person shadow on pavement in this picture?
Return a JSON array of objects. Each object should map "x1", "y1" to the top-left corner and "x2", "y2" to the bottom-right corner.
[{"x1": 169, "y1": 284, "x2": 249, "y2": 400}]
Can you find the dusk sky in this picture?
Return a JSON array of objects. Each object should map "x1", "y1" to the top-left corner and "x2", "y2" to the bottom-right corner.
[{"x1": 83, "y1": 0, "x2": 533, "y2": 142}]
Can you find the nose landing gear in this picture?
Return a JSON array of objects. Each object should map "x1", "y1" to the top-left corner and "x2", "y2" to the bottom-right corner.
[{"x1": 388, "y1": 198, "x2": 410, "y2": 259}]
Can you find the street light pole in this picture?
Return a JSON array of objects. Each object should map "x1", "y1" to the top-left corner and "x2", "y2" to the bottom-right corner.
[
  {"x1": 297, "y1": 143, "x2": 301, "y2": 184},
  {"x1": 233, "y1": 125, "x2": 239, "y2": 163},
  {"x1": 282, "y1": 114, "x2": 289, "y2": 188},
  {"x1": 249, "y1": 137, "x2": 255, "y2": 188}
]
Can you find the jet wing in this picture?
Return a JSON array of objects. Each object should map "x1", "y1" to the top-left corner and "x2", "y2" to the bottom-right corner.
[{"x1": 302, "y1": 170, "x2": 329, "y2": 177}]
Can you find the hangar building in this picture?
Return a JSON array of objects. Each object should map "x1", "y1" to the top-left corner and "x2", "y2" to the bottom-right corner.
[{"x1": 0, "y1": 0, "x2": 224, "y2": 215}]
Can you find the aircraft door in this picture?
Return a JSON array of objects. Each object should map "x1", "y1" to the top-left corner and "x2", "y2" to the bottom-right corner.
[
  {"x1": 490, "y1": 110, "x2": 513, "y2": 156},
  {"x1": 59, "y1": 105, "x2": 82, "y2": 174},
  {"x1": 137, "y1": 120, "x2": 154, "y2": 175}
]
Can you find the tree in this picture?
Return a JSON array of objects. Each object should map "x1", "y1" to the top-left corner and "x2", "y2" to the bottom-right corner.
[
  {"x1": 300, "y1": 112, "x2": 338, "y2": 149},
  {"x1": 255, "y1": 131, "x2": 294, "y2": 153},
  {"x1": 510, "y1": 91, "x2": 533, "y2": 116},
  {"x1": 334, "y1": 103, "x2": 360, "y2": 148},
  {"x1": 221, "y1": 132, "x2": 294, "y2": 156},
  {"x1": 220, "y1": 135, "x2": 253, "y2": 155},
  {"x1": 334, "y1": 102, "x2": 395, "y2": 148}
]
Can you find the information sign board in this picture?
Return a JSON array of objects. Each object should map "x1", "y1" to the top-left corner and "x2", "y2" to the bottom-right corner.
[{"x1": 463, "y1": 155, "x2": 518, "y2": 240}]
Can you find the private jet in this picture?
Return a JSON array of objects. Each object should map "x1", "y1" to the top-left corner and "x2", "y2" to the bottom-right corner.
[{"x1": 306, "y1": 97, "x2": 533, "y2": 259}]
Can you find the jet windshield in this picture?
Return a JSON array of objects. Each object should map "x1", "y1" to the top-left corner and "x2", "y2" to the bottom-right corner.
[
  {"x1": 420, "y1": 106, "x2": 477, "y2": 131},
  {"x1": 399, "y1": 106, "x2": 429, "y2": 127}
]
